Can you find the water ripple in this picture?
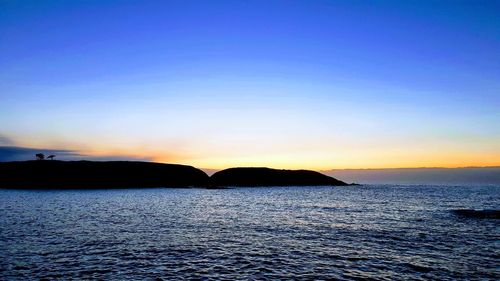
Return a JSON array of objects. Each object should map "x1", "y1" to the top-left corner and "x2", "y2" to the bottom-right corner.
[{"x1": 0, "y1": 185, "x2": 498, "y2": 280}]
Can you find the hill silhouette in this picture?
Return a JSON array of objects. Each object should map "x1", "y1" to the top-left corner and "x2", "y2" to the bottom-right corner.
[
  {"x1": 0, "y1": 160, "x2": 209, "y2": 189},
  {"x1": 211, "y1": 167, "x2": 348, "y2": 186},
  {"x1": 0, "y1": 161, "x2": 349, "y2": 189}
]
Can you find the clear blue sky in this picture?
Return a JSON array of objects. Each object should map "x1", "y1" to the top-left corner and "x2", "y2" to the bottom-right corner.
[{"x1": 1, "y1": 0, "x2": 499, "y2": 169}]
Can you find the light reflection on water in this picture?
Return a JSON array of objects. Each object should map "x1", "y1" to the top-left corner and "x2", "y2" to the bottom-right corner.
[{"x1": 0, "y1": 185, "x2": 498, "y2": 280}]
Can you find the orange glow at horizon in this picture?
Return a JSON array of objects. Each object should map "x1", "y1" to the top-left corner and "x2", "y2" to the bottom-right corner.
[
  {"x1": 2, "y1": 137, "x2": 499, "y2": 170},
  {"x1": 151, "y1": 149, "x2": 500, "y2": 170},
  {"x1": 4, "y1": 127, "x2": 500, "y2": 170}
]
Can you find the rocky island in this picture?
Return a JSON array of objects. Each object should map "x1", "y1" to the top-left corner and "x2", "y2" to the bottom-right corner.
[
  {"x1": 0, "y1": 161, "x2": 349, "y2": 189},
  {"x1": 211, "y1": 167, "x2": 348, "y2": 186}
]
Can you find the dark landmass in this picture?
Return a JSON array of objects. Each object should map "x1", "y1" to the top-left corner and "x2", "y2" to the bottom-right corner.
[
  {"x1": 211, "y1": 167, "x2": 348, "y2": 186},
  {"x1": 0, "y1": 160, "x2": 209, "y2": 189},
  {"x1": 451, "y1": 209, "x2": 500, "y2": 219},
  {"x1": 0, "y1": 161, "x2": 349, "y2": 189}
]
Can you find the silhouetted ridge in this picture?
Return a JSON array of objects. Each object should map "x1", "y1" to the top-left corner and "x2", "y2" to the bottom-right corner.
[
  {"x1": 0, "y1": 161, "x2": 209, "y2": 189},
  {"x1": 211, "y1": 167, "x2": 348, "y2": 186}
]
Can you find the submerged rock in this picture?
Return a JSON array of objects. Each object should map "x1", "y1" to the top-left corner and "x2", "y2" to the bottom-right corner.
[
  {"x1": 0, "y1": 160, "x2": 209, "y2": 189},
  {"x1": 451, "y1": 209, "x2": 500, "y2": 219},
  {"x1": 210, "y1": 167, "x2": 348, "y2": 187}
]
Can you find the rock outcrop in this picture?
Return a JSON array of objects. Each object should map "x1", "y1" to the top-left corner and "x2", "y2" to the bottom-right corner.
[{"x1": 451, "y1": 209, "x2": 500, "y2": 219}]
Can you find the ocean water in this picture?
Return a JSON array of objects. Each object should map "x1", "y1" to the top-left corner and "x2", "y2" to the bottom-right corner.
[{"x1": 0, "y1": 185, "x2": 498, "y2": 280}]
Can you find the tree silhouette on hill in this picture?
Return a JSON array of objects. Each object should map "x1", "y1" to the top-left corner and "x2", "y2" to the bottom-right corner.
[{"x1": 35, "y1": 153, "x2": 45, "y2": 160}]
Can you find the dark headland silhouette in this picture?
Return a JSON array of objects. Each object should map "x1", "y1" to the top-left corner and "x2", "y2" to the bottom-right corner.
[
  {"x1": 211, "y1": 167, "x2": 348, "y2": 186},
  {"x1": 0, "y1": 160, "x2": 209, "y2": 189},
  {"x1": 0, "y1": 160, "x2": 348, "y2": 189}
]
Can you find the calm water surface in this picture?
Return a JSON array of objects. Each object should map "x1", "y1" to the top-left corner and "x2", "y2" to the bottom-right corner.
[{"x1": 0, "y1": 185, "x2": 498, "y2": 280}]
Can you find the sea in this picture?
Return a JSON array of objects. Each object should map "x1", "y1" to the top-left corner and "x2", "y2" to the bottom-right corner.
[{"x1": 0, "y1": 184, "x2": 498, "y2": 280}]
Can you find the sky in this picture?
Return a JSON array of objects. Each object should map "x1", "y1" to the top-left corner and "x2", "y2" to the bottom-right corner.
[
  {"x1": 324, "y1": 167, "x2": 500, "y2": 185},
  {"x1": 1, "y1": 0, "x2": 499, "y2": 170}
]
